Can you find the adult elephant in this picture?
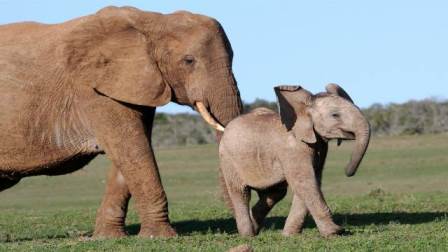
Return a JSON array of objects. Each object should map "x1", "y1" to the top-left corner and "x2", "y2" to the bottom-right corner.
[{"x1": 0, "y1": 6, "x2": 242, "y2": 238}]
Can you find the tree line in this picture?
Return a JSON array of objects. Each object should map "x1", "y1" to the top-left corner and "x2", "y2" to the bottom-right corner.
[{"x1": 152, "y1": 98, "x2": 448, "y2": 147}]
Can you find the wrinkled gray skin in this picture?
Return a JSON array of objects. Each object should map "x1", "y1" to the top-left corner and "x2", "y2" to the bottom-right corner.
[
  {"x1": 219, "y1": 84, "x2": 370, "y2": 237},
  {"x1": 0, "y1": 6, "x2": 242, "y2": 238}
]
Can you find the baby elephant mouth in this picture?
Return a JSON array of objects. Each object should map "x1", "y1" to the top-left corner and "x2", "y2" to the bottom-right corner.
[
  {"x1": 340, "y1": 130, "x2": 356, "y2": 140},
  {"x1": 335, "y1": 130, "x2": 355, "y2": 146}
]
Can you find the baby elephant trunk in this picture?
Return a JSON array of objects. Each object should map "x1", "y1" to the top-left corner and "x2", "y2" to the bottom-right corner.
[{"x1": 345, "y1": 111, "x2": 371, "y2": 177}]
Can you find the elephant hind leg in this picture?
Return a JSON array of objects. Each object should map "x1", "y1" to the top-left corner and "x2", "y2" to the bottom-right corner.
[
  {"x1": 94, "y1": 165, "x2": 131, "y2": 238},
  {"x1": 219, "y1": 155, "x2": 255, "y2": 236},
  {"x1": 226, "y1": 184, "x2": 254, "y2": 236},
  {"x1": 250, "y1": 181, "x2": 288, "y2": 234},
  {"x1": 218, "y1": 164, "x2": 234, "y2": 212},
  {"x1": 0, "y1": 177, "x2": 21, "y2": 191}
]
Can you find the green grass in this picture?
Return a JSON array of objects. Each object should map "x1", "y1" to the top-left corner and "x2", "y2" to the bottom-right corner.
[{"x1": 1, "y1": 134, "x2": 448, "y2": 251}]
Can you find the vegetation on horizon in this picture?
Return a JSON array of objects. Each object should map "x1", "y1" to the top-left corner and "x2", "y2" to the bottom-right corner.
[{"x1": 153, "y1": 98, "x2": 448, "y2": 147}]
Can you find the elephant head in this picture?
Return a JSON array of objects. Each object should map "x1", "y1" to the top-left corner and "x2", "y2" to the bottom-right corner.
[
  {"x1": 64, "y1": 6, "x2": 242, "y2": 130},
  {"x1": 274, "y1": 84, "x2": 371, "y2": 177}
]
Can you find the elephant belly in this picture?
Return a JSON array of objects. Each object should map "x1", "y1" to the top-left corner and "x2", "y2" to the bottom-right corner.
[
  {"x1": 0, "y1": 86, "x2": 102, "y2": 177},
  {"x1": 0, "y1": 142, "x2": 102, "y2": 178},
  {"x1": 221, "y1": 112, "x2": 287, "y2": 190},
  {"x1": 237, "y1": 155, "x2": 286, "y2": 190},
  {"x1": 0, "y1": 153, "x2": 100, "y2": 181}
]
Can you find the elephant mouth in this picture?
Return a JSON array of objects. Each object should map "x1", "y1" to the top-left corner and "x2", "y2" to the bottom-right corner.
[
  {"x1": 340, "y1": 130, "x2": 356, "y2": 140},
  {"x1": 324, "y1": 129, "x2": 356, "y2": 142},
  {"x1": 334, "y1": 130, "x2": 355, "y2": 146},
  {"x1": 195, "y1": 101, "x2": 225, "y2": 132}
]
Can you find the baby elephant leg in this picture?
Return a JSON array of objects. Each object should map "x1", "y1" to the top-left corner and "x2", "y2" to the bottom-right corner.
[
  {"x1": 250, "y1": 181, "x2": 287, "y2": 234},
  {"x1": 290, "y1": 187, "x2": 342, "y2": 237},
  {"x1": 227, "y1": 185, "x2": 255, "y2": 237},
  {"x1": 282, "y1": 194, "x2": 308, "y2": 236},
  {"x1": 286, "y1": 164, "x2": 342, "y2": 237},
  {"x1": 282, "y1": 162, "x2": 326, "y2": 236}
]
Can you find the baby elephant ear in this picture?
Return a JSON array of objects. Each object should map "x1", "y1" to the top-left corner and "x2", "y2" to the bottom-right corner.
[
  {"x1": 325, "y1": 83, "x2": 354, "y2": 104},
  {"x1": 274, "y1": 85, "x2": 316, "y2": 144},
  {"x1": 294, "y1": 112, "x2": 316, "y2": 144}
]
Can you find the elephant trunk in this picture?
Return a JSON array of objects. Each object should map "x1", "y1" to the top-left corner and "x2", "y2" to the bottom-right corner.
[
  {"x1": 207, "y1": 74, "x2": 243, "y2": 130},
  {"x1": 193, "y1": 73, "x2": 242, "y2": 138},
  {"x1": 345, "y1": 110, "x2": 371, "y2": 177},
  {"x1": 205, "y1": 73, "x2": 242, "y2": 211}
]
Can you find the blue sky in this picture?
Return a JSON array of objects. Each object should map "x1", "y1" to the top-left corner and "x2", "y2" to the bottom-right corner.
[{"x1": 1, "y1": 1, "x2": 446, "y2": 113}]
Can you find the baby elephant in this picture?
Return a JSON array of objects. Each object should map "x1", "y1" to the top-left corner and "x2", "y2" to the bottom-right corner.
[{"x1": 219, "y1": 84, "x2": 370, "y2": 237}]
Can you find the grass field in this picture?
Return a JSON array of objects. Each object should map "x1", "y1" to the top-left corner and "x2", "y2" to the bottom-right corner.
[{"x1": 1, "y1": 134, "x2": 448, "y2": 251}]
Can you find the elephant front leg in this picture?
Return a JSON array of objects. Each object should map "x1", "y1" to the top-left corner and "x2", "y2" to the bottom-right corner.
[
  {"x1": 94, "y1": 164, "x2": 130, "y2": 238},
  {"x1": 285, "y1": 157, "x2": 342, "y2": 237},
  {"x1": 281, "y1": 168, "x2": 325, "y2": 236},
  {"x1": 282, "y1": 194, "x2": 308, "y2": 236},
  {"x1": 89, "y1": 101, "x2": 176, "y2": 238},
  {"x1": 283, "y1": 146, "x2": 327, "y2": 236},
  {"x1": 288, "y1": 181, "x2": 341, "y2": 237}
]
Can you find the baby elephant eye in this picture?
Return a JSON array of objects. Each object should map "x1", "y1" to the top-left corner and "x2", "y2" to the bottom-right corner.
[
  {"x1": 183, "y1": 55, "x2": 195, "y2": 65},
  {"x1": 331, "y1": 112, "x2": 340, "y2": 118}
]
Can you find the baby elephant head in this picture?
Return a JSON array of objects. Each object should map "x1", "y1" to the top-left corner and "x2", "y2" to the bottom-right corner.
[{"x1": 274, "y1": 84, "x2": 371, "y2": 177}]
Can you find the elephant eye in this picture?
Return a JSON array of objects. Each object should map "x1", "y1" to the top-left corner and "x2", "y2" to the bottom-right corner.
[
  {"x1": 331, "y1": 112, "x2": 340, "y2": 118},
  {"x1": 183, "y1": 55, "x2": 195, "y2": 65}
]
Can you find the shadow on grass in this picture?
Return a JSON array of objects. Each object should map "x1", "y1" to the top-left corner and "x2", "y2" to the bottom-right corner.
[
  {"x1": 125, "y1": 211, "x2": 448, "y2": 235},
  {"x1": 0, "y1": 233, "x2": 78, "y2": 243},
  {"x1": 3, "y1": 211, "x2": 446, "y2": 242},
  {"x1": 334, "y1": 212, "x2": 447, "y2": 227}
]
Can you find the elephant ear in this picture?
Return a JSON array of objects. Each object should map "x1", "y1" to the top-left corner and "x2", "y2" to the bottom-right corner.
[
  {"x1": 274, "y1": 85, "x2": 316, "y2": 144},
  {"x1": 64, "y1": 7, "x2": 171, "y2": 107},
  {"x1": 325, "y1": 83, "x2": 354, "y2": 104}
]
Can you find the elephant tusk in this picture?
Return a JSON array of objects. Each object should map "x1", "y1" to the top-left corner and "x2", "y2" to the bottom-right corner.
[{"x1": 195, "y1": 102, "x2": 225, "y2": 132}]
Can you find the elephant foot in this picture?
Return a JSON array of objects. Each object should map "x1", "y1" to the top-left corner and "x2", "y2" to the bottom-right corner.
[
  {"x1": 93, "y1": 225, "x2": 127, "y2": 239},
  {"x1": 318, "y1": 223, "x2": 344, "y2": 237},
  {"x1": 93, "y1": 209, "x2": 127, "y2": 239},
  {"x1": 236, "y1": 223, "x2": 256, "y2": 237},
  {"x1": 239, "y1": 231, "x2": 256, "y2": 237},
  {"x1": 228, "y1": 244, "x2": 253, "y2": 252},
  {"x1": 138, "y1": 222, "x2": 177, "y2": 238},
  {"x1": 281, "y1": 227, "x2": 302, "y2": 237}
]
